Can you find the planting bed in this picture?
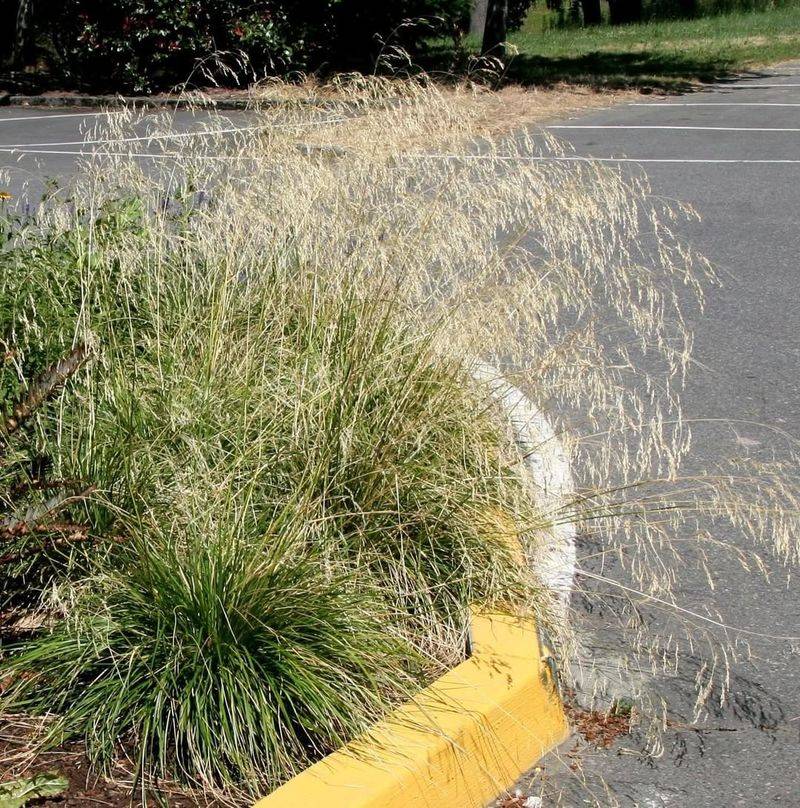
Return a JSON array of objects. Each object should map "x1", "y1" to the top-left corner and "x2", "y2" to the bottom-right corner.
[{"x1": 2, "y1": 75, "x2": 791, "y2": 808}]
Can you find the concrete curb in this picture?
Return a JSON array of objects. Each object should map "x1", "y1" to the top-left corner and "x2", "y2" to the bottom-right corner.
[
  {"x1": 0, "y1": 94, "x2": 291, "y2": 111},
  {"x1": 472, "y1": 361, "x2": 577, "y2": 621},
  {"x1": 253, "y1": 611, "x2": 568, "y2": 808},
  {"x1": 0, "y1": 93, "x2": 365, "y2": 112}
]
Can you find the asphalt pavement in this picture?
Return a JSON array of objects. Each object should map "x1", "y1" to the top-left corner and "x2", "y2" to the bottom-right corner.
[
  {"x1": 0, "y1": 107, "x2": 253, "y2": 202},
  {"x1": 521, "y1": 65, "x2": 800, "y2": 808}
]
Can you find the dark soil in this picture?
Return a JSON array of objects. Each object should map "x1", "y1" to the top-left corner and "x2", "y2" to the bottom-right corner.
[{"x1": 0, "y1": 724, "x2": 222, "y2": 807}]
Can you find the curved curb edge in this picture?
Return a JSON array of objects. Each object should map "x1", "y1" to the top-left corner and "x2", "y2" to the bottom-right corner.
[
  {"x1": 472, "y1": 361, "x2": 577, "y2": 622},
  {"x1": 252, "y1": 611, "x2": 568, "y2": 808}
]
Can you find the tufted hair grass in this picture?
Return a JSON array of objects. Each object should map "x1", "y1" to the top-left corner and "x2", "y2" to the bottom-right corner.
[{"x1": 0, "y1": 76, "x2": 798, "y2": 803}]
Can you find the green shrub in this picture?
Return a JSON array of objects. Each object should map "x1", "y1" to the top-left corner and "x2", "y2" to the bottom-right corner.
[
  {"x1": 46, "y1": 0, "x2": 294, "y2": 93},
  {"x1": 40, "y1": 0, "x2": 471, "y2": 92}
]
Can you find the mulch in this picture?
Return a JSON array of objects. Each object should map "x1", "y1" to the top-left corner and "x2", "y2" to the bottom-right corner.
[
  {"x1": 0, "y1": 724, "x2": 223, "y2": 807},
  {"x1": 564, "y1": 702, "x2": 632, "y2": 749}
]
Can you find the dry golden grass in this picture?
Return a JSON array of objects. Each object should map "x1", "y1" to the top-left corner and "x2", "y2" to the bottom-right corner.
[
  {"x1": 235, "y1": 75, "x2": 634, "y2": 151},
  {"x1": 1, "y1": 74, "x2": 798, "y2": 804}
]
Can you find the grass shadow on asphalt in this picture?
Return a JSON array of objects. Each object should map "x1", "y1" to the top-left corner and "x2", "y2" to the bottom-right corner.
[{"x1": 504, "y1": 50, "x2": 740, "y2": 91}]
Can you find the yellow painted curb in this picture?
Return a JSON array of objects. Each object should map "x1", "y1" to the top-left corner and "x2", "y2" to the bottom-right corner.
[{"x1": 253, "y1": 611, "x2": 568, "y2": 808}]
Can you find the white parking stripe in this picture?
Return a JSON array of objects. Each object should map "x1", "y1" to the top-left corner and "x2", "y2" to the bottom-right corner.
[
  {"x1": 0, "y1": 147, "x2": 249, "y2": 160},
  {"x1": 0, "y1": 111, "x2": 124, "y2": 123},
  {"x1": 630, "y1": 102, "x2": 800, "y2": 107},
  {"x1": 549, "y1": 124, "x2": 800, "y2": 131},
  {"x1": 5, "y1": 147, "x2": 800, "y2": 166},
  {"x1": 553, "y1": 157, "x2": 800, "y2": 164},
  {"x1": 707, "y1": 83, "x2": 800, "y2": 87},
  {"x1": 0, "y1": 119, "x2": 346, "y2": 150},
  {"x1": 411, "y1": 154, "x2": 800, "y2": 165}
]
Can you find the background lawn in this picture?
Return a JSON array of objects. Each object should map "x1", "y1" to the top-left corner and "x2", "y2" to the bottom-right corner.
[{"x1": 505, "y1": 1, "x2": 800, "y2": 88}]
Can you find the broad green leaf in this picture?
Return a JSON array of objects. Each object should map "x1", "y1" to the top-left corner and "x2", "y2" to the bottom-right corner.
[{"x1": 0, "y1": 773, "x2": 69, "y2": 808}]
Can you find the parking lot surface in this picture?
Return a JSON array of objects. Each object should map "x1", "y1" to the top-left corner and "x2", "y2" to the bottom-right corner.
[{"x1": 527, "y1": 65, "x2": 800, "y2": 808}]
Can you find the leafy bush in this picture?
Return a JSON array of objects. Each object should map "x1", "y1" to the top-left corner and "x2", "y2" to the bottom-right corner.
[
  {"x1": 46, "y1": 0, "x2": 294, "y2": 93},
  {"x1": 40, "y1": 0, "x2": 471, "y2": 92}
]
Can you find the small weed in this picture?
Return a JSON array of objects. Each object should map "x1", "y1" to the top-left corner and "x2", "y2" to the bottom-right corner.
[{"x1": 0, "y1": 773, "x2": 68, "y2": 808}]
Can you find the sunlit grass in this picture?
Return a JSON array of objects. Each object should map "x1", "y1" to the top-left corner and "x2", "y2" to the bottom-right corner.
[
  {"x1": 508, "y1": 2, "x2": 800, "y2": 87},
  {"x1": 0, "y1": 77, "x2": 797, "y2": 804}
]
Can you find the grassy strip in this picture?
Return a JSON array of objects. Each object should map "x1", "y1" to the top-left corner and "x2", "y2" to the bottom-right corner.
[
  {"x1": 0, "y1": 95, "x2": 545, "y2": 801},
  {"x1": 506, "y1": 4, "x2": 800, "y2": 88},
  {"x1": 0, "y1": 203, "x2": 532, "y2": 796}
]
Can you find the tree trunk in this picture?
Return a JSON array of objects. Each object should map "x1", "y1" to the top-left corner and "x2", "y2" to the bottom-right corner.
[
  {"x1": 609, "y1": 0, "x2": 642, "y2": 24},
  {"x1": 12, "y1": 0, "x2": 34, "y2": 68},
  {"x1": 470, "y1": 0, "x2": 489, "y2": 38},
  {"x1": 482, "y1": 0, "x2": 508, "y2": 57},
  {"x1": 581, "y1": 0, "x2": 602, "y2": 25}
]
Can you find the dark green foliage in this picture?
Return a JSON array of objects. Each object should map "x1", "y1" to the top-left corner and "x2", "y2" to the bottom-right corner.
[
  {"x1": 28, "y1": 0, "x2": 471, "y2": 92},
  {"x1": 46, "y1": 0, "x2": 295, "y2": 93}
]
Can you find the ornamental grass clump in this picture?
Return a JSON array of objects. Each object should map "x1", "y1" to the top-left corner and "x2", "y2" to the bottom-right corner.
[
  {"x1": 0, "y1": 77, "x2": 798, "y2": 803},
  {"x1": 0, "y1": 105, "x2": 540, "y2": 798},
  {"x1": 0, "y1": 202, "x2": 533, "y2": 796},
  {"x1": 2, "y1": 527, "x2": 416, "y2": 789}
]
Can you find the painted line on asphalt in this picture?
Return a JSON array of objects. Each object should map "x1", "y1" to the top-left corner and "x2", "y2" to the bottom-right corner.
[
  {"x1": 575, "y1": 157, "x2": 800, "y2": 163},
  {"x1": 707, "y1": 82, "x2": 800, "y2": 87},
  {"x1": 556, "y1": 156, "x2": 800, "y2": 164},
  {"x1": 548, "y1": 124, "x2": 800, "y2": 131},
  {"x1": 630, "y1": 102, "x2": 800, "y2": 107},
  {"x1": 411, "y1": 153, "x2": 800, "y2": 165},
  {"x1": 0, "y1": 118, "x2": 346, "y2": 149},
  {"x1": 6, "y1": 147, "x2": 800, "y2": 167},
  {"x1": 0, "y1": 111, "x2": 125, "y2": 123},
  {"x1": 0, "y1": 147, "x2": 241, "y2": 160},
  {"x1": 721, "y1": 73, "x2": 800, "y2": 78}
]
